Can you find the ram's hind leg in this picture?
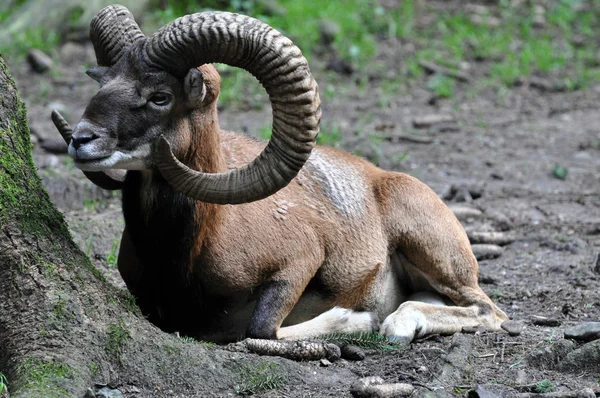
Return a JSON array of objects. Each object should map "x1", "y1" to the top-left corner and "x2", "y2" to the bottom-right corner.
[
  {"x1": 375, "y1": 172, "x2": 508, "y2": 343},
  {"x1": 380, "y1": 285, "x2": 507, "y2": 344}
]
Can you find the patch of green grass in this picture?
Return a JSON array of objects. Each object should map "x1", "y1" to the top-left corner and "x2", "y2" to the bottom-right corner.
[
  {"x1": 147, "y1": 0, "x2": 404, "y2": 69},
  {"x1": 316, "y1": 125, "x2": 342, "y2": 147},
  {"x1": 317, "y1": 331, "x2": 404, "y2": 351},
  {"x1": 17, "y1": 358, "x2": 72, "y2": 398},
  {"x1": 106, "y1": 319, "x2": 131, "y2": 363},
  {"x1": 162, "y1": 343, "x2": 181, "y2": 356},
  {"x1": 259, "y1": 124, "x2": 342, "y2": 147},
  {"x1": 535, "y1": 380, "x2": 554, "y2": 393},
  {"x1": 177, "y1": 334, "x2": 216, "y2": 347},
  {"x1": 410, "y1": 1, "x2": 600, "y2": 92},
  {"x1": 0, "y1": 372, "x2": 8, "y2": 397},
  {"x1": 118, "y1": 290, "x2": 142, "y2": 316},
  {"x1": 0, "y1": 28, "x2": 60, "y2": 59},
  {"x1": 234, "y1": 362, "x2": 285, "y2": 396},
  {"x1": 258, "y1": 124, "x2": 272, "y2": 141}
]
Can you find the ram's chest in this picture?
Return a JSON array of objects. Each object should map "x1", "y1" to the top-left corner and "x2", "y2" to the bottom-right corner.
[{"x1": 121, "y1": 171, "x2": 234, "y2": 334}]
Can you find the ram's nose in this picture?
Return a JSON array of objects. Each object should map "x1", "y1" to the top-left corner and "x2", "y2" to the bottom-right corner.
[{"x1": 71, "y1": 131, "x2": 99, "y2": 149}]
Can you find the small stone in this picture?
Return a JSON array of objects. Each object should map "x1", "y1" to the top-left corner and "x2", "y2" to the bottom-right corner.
[
  {"x1": 594, "y1": 253, "x2": 600, "y2": 274},
  {"x1": 257, "y1": 0, "x2": 287, "y2": 16},
  {"x1": 531, "y1": 316, "x2": 561, "y2": 327},
  {"x1": 527, "y1": 339, "x2": 575, "y2": 369},
  {"x1": 318, "y1": 19, "x2": 340, "y2": 45},
  {"x1": 468, "y1": 231, "x2": 515, "y2": 246},
  {"x1": 471, "y1": 244, "x2": 504, "y2": 260},
  {"x1": 326, "y1": 57, "x2": 354, "y2": 75},
  {"x1": 532, "y1": 14, "x2": 546, "y2": 28},
  {"x1": 40, "y1": 138, "x2": 68, "y2": 154},
  {"x1": 447, "y1": 183, "x2": 483, "y2": 201},
  {"x1": 351, "y1": 376, "x2": 414, "y2": 398},
  {"x1": 564, "y1": 322, "x2": 600, "y2": 342},
  {"x1": 473, "y1": 384, "x2": 503, "y2": 398},
  {"x1": 501, "y1": 320, "x2": 524, "y2": 336},
  {"x1": 320, "y1": 358, "x2": 332, "y2": 367},
  {"x1": 559, "y1": 340, "x2": 600, "y2": 373},
  {"x1": 479, "y1": 275, "x2": 497, "y2": 285},
  {"x1": 413, "y1": 114, "x2": 455, "y2": 128},
  {"x1": 95, "y1": 387, "x2": 123, "y2": 398},
  {"x1": 27, "y1": 49, "x2": 53, "y2": 73},
  {"x1": 449, "y1": 205, "x2": 483, "y2": 221},
  {"x1": 450, "y1": 185, "x2": 473, "y2": 202},
  {"x1": 84, "y1": 388, "x2": 95, "y2": 398},
  {"x1": 462, "y1": 326, "x2": 487, "y2": 334},
  {"x1": 341, "y1": 344, "x2": 366, "y2": 361}
]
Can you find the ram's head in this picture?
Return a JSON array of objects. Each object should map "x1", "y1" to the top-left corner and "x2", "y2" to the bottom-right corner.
[{"x1": 54, "y1": 5, "x2": 321, "y2": 204}]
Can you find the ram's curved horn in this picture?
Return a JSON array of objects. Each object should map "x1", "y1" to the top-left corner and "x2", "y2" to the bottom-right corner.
[
  {"x1": 89, "y1": 4, "x2": 145, "y2": 66},
  {"x1": 145, "y1": 11, "x2": 321, "y2": 204}
]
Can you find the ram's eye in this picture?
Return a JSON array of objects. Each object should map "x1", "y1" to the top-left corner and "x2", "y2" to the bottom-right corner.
[{"x1": 149, "y1": 93, "x2": 171, "y2": 106}]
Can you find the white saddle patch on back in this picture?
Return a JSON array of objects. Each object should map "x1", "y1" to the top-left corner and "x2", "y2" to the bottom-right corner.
[{"x1": 304, "y1": 150, "x2": 366, "y2": 217}]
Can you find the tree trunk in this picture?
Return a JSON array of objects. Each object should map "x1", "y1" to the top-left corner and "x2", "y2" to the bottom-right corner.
[{"x1": 0, "y1": 56, "x2": 353, "y2": 397}]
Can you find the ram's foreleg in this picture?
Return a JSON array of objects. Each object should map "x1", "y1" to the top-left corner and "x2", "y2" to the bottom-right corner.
[
  {"x1": 246, "y1": 263, "x2": 379, "y2": 340},
  {"x1": 246, "y1": 263, "x2": 317, "y2": 339}
]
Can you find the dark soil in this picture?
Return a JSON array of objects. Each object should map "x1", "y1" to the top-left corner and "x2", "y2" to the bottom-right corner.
[{"x1": 5, "y1": 2, "x2": 600, "y2": 397}]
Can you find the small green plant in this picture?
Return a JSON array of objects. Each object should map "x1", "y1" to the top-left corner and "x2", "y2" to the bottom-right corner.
[
  {"x1": 88, "y1": 361, "x2": 99, "y2": 377},
  {"x1": 316, "y1": 331, "x2": 404, "y2": 351},
  {"x1": 179, "y1": 336, "x2": 196, "y2": 344},
  {"x1": 105, "y1": 239, "x2": 120, "y2": 268},
  {"x1": 392, "y1": 151, "x2": 409, "y2": 165},
  {"x1": 551, "y1": 165, "x2": 568, "y2": 180},
  {"x1": 0, "y1": 372, "x2": 8, "y2": 397},
  {"x1": 544, "y1": 330, "x2": 556, "y2": 344},
  {"x1": 52, "y1": 296, "x2": 66, "y2": 319},
  {"x1": 535, "y1": 380, "x2": 554, "y2": 393},
  {"x1": 489, "y1": 289, "x2": 502, "y2": 300},
  {"x1": 427, "y1": 74, "x2": 454, "y2": 98},
  {"x1": 85, "y1": 238, "x2": 93, "y2": 257},
  {"x1": 234, "y1": 362, "x2": 285, "y2": 396},
  {"x1": 83, "y1": 198, "x2": 98, "y2": 212},
  {"x1": 106, "y1": 319, "x2": 131, "y2": 362}
]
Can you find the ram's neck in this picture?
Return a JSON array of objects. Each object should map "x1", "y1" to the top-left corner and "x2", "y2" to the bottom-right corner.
[
  {"x1": 121, "y1": 106, "x2": 225, "y2": 274},
  {"x1": 183, "y1": 107, "x2": 227, "y2": 174}
]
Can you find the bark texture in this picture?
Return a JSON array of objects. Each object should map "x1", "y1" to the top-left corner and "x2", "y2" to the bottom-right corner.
[{"x1": 0, "y1": 56, "x2": 353, "y2": 397}]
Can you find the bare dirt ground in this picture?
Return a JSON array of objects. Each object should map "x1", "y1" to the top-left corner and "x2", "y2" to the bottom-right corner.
[{"x1": 6, "y1": 4, "x2": 600, "y2": 397}]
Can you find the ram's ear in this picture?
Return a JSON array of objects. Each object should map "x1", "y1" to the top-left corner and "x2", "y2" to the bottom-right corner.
[
  {"x1": 184, "y1": 68, "x2": 206, "y2": 107},
  {"x1": 86, "y1": 66, "x2": 109, "y2": 84}
]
